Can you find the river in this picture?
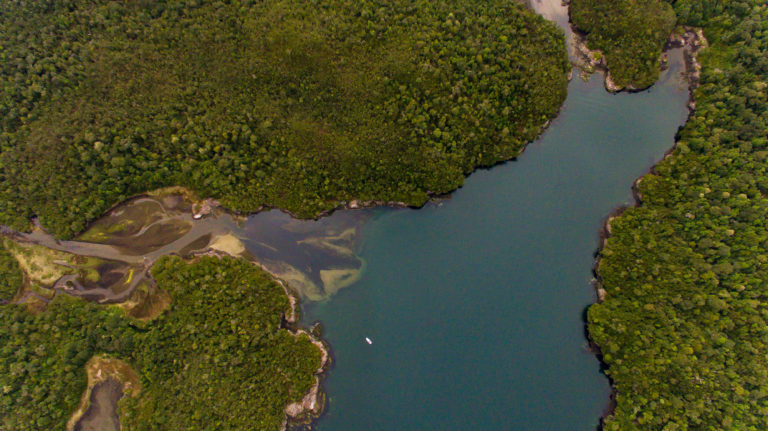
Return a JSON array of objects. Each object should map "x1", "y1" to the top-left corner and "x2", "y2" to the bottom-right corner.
[
  {"x1": 13, "y1": 0, "x2": 690, "y2": 428},
  {"x1": 300, "y1": 2, "x2": 690, "y2": 430}
]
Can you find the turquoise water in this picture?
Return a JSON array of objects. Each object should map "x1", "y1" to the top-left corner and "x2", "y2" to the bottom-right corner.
[{"x1": 300, "y1": 50, "x2": 690, "y2": 429}]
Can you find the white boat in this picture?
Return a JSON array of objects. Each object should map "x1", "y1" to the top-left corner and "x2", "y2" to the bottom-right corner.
[{"x1": 365, "y1": 337, "x2": 373, "y2": 345}]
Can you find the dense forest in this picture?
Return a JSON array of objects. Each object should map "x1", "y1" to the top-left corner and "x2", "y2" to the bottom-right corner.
[
  {"x1": 0, "y1": 243, "x2": 23, "y2": 302},
  {"x1": 0, "y1": 255, "x2": 322, "y2": 430},
  {"x1": 0, "y1": 0, "x2": 568, "y2": 238},
  {"x1": 587, "y1": 0, "x2": 768, "y2": 428},
  {"x1": 570, "y1": 0, "x2": 677, "y2": 90}
]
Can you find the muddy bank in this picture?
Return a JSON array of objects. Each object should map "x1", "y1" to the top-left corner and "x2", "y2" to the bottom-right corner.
[
  {"x1": 1, "y1": 190, "x2": 370, "y2": 305},
  {"x1": 0, "y1": 192, "x2": 340, "y2": 431},
  {"x1": 0, "y1": 192, "x2": 337, "y2": 431},
  {"x1": 68, "y1": 356, "x2": 139, "y2": 431},
  {"x1": 73, "y1": 379, "x2": 123, "y2": 431}
]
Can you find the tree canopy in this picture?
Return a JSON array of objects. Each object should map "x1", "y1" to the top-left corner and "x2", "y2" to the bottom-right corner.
[
  {"x1": 0, "y1": 255, "x2": 322, "y2": 430},
  {"x1": 588, "y1": 0, "x2": 768, "y2": 428},
  {"x1": 570, "y1": 0, "x2": 677, "y2": 89},
  {"x1": 0, "y1": 0, "x2": 568, "y2": 238},
  {"x1": 0, "y1": 243, "x2": 22, "y2": 302}
]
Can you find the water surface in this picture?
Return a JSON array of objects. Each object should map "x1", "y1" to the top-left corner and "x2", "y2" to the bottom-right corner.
[
  {"x1": 300, "y1": 5, "x2": 691, "y2": 430},
  {"x1": 11, "y1": 2, "x2": 690, "y2": 428},
  {"x1": 73, "y1": 379, "x2": 122, "y2": 431}
]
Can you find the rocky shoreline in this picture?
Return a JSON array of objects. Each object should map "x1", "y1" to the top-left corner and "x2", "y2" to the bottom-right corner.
[
  {"x1": 588, "y1": 23, "x2": 707, "y2": 431},
  {"x1": 278, "y1": 279, "x2": 331, "y2": 431},
  {"x1": 181, "y1": 242, "x2": 330, "y2": 431},
  {"x1": 571, "y1": 6, "x2": 706, "y2": 96},
  {"x1": 169, "y1": 209, "x2": 332, "y2": 431},
  {"x1": 593, "y1": 26, "x2": 707, "y2": 304},
  {"x1": 0, "y1": 194, "x2": 333, "y2": 431}
]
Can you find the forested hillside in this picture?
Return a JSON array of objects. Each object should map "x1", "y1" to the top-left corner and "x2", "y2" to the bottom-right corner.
[
  {"x1": 587, "y1": 0, "x2": 768, "y2": 428},
  {"x1": 0, "y1": 256, "x2": 322, "y2": 430},
  {"x1": 570, "y1": 0, "x2": 676, "y2": 89},
  {"x1": 0, "y1": 0, "x2": 568, "y2": 238}
]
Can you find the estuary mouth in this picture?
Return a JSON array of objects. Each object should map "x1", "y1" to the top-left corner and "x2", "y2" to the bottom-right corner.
[{"x1": 14, "y1": 192, "x2": 370, "y2": 305}]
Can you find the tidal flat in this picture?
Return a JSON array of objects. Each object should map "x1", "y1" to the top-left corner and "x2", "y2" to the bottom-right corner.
[{"x1": 9, "y1": 191, "x2": 370, "y2": 308}]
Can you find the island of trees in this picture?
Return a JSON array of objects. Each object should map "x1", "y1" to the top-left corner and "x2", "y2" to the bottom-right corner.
[{"x1": 577, "y1": 0, "x2": 768, "y2": 428}]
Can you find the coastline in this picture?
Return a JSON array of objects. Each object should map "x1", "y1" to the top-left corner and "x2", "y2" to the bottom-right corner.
[
  {"x1": 0, "y1": 3, "x2": 569, "y2": 428},
  {"x1": 521, "y1": 6, "x2": 709, "y2": 427},
  {"x1": 18, "y1": 103, "x2": 565, "y2": 430},
  {"x1": 282, "y1": 329, "x2": 331, "y2": 430},
  {"x1": 568, "y1": 0, "x2": 705, "y2": 96},
  {"x1": 278, "y1": 278, "x2": 332, "y2": 431},
  {"x1": 0, "y1": 0, "x2": 682, "y2": 428},
  {"x1": 161, "y1": 232, "x2": 332, "y2": 430},
  {"x1": 587, "y1": 23, "x2": 707, "y2": 430},
  {"x1": 0, "y1": 214, "x2": 333, "y2": 431}
]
